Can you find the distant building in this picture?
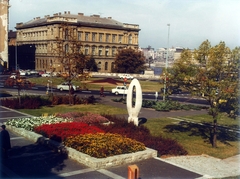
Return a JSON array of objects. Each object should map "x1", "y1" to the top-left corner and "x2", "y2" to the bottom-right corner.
[
  {"x1": 0, "y1": 0, "x2": 10, "y2": 69},
  {"x1": 173, "y1": 47, "x2": 184, "y2": 61},
  {"x1": 15, "y1": 11, "x2": 140, "y2": 72}
]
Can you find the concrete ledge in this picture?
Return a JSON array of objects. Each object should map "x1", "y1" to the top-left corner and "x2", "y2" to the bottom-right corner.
[{"x1": 7, "y1": 125, "x2": 158, "y2": 169}]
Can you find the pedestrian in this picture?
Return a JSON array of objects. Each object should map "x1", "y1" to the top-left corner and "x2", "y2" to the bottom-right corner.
[
  {"x1": 100, "y1": 86, "x2": 105, "y2": 97},
  {"x1": 0, "y1": 125, "x2": 11, "y2": 159},
  {"x1": 70, "y1": 85, "x2": 75, "y2": 104}
]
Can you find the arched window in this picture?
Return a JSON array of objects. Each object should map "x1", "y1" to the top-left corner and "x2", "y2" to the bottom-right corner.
[
  {"x1": 105, "y1": 62, "x2": 108, "y2": 70},
  {"x1": 98, "y1": 62, "x2": 101, "y2": 70},
  {"x1": 92, "y1": 46, "x2": 96, "y2": 55},
  {"x1": 105, "y1": 47, "x2": 109, "y2": 56},
  {"x1": 65, "y1": 44, "x2": 69, "y2": 54}
]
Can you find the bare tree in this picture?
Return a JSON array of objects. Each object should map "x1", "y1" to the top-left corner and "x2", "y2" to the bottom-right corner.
[{"x1": 53, "y1": 22, "x2": 89, "y2": 104}]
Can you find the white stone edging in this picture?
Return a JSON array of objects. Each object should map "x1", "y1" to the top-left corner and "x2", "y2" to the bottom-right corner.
[{"x1": 7, "y1": 125, "x2": 158, "y2": 169}]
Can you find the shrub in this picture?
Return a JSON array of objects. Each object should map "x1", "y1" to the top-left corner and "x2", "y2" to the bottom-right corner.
[
  {"x1": 56, "y1": 112, "x2": 109, "y2": 124},
  {"x1": 142, "y1": 100, "x2": 156, "y2": 108},
  {"x1": 1, "y1": 95, "x2": 97, "y2": 109},
  {"x1": 111, "y1": 98, "x2": 208, "y2": 111},
  {"x1": 34, "y1": 122, "x2": 104, "y2": 142},
  {"x1": 0, "y1": 98, "x2": 20, "y2": 109},
  {"x1": 0, "y1": 95, "x2": 51, "y2": 109},
  {"x1": 51, "y1": 95, "x2": 96, "y2": 105},
  {"x1": 64, "y1": 133, "x2": 146, "y2": 158},
  {"x1": 98, "y1": 114, "x2": 188, "y2": 156}
]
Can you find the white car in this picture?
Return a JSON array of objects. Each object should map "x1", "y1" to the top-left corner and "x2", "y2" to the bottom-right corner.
[
  {"x1": 111, "y1": 86, "x2": 128, "y2": 95},
  {"x1": 119, "y1": 74, "x2": 134, "y2": 80},
  {"x1": 41, "y1": 73, "x2": 51, "y2": 77},
  {"x1": 19, "y1": 70, "x2": 27, "y2": 76},
  {"x1": 10, "y1": 73, "x2": 17, "y2": 79},
  {"x1": 57, "y1": 82, "x2": 79, "y2": 91}
]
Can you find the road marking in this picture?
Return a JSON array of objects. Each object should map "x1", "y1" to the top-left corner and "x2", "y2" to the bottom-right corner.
[
  {"x1": 58, "y1": 168, "x2": 95, "y2": 177},
  {"x1": 81, "y1": 90, "x2": 92, "y2": 93},
  {"x1": 98, "y1": 169, "x2": 125, "y2": 179}
]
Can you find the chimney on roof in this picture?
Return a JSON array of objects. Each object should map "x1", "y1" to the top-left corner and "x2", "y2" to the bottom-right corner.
[
  {"x1": 92, "y1": 14, "x2": 100, "y2": 18},
  {"x1": 68, "y1": 11, "x2": 70, "y2": 14},
  {"x1": 78, "y1": 13, "x2": 84, "y2": 16},
  {"x1": 59, "y1": 12, "x2": 61, "y2": 15},
  {"x1": 108, "y1": 17, "x2": 112, "y2": 19},
  {"x1": 53, "y1": 13, "x2": 58, "y2": 16},
  {"x1": 64, "y1": 11, "x2": 67, "y2": 14}
]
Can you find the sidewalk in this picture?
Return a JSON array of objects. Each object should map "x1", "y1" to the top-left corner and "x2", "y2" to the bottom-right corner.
[
  {"x1": 1, "y1": 95, "x2": 240, "y2": 178},
  {"x1": 97, "y1": 95, "x2": 209, "y2": 119}
]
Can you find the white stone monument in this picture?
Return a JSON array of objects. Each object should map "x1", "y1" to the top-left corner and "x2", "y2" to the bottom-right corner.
[{"x1": 126, "y1": 78, "x2": 142, "y2": 126}]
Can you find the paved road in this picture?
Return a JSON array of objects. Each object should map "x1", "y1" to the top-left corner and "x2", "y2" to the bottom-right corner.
[{"x1": 0, "y1": 99, "x2": 206, "y2": 179}]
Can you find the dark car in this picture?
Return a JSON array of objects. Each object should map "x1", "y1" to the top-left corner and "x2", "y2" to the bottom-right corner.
[{"x1": 161, "y1": 86, "x2": 182, "y2": 94}]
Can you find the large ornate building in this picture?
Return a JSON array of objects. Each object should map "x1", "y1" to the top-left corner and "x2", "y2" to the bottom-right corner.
[
  {"x1": 15, "y1": 11, "x2": 140, "y2": 73},
  {"x1": 0, "y1": 0, "x2": 10, "y2": 69}
]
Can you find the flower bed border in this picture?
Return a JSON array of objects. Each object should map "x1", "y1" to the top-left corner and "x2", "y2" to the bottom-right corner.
[{"x1": 7, "y1": 125, "x2": 158, "y2": 169}]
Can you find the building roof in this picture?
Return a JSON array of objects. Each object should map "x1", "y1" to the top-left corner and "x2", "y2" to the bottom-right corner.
[
  {"x1": 16, "y1": 11, "x2": 140, "y2": 31},
  {"x1": 8, "y1": 30, "x2": 16, "y2": 38}
]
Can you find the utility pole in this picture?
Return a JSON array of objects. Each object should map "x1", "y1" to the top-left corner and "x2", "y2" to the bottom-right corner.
[{"x1": 163, "y1": 24, "x2": 170, "y2": 101}]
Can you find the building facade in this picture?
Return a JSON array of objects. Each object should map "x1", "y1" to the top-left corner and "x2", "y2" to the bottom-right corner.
[
  {"x1": 0, "y1": 0, "x2": 10, "y2": 69},
  {"x1": 15, "y1": 11, "x2": 140, "y2": 73}
]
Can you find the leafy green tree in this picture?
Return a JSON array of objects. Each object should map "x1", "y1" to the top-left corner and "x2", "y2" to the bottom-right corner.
[
  {"x1": 168, "y1": 40, "x2": 239, "y2": 147},
  {"x1": 85, "y1": 56, "x2": 98, "y2": 72},
  {"x1": 113, "y1": 48, "x2": 146, "y2": 73}
]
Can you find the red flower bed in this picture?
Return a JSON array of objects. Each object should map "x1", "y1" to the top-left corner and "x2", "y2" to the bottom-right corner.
[{"x1": 34, "y1": 122, "x2": 104, "y2": 142}]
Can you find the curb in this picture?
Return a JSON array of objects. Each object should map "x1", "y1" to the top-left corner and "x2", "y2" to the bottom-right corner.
[{"x1": 6, "y1": 124, "x2": 158, "y2": 170}]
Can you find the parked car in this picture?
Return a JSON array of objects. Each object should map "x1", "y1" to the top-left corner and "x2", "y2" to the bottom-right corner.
[
  {"x1": 38, "y1": 70, "x2": 45, "y2": 76},
  {"x1": 119, "y1": 74, "x2": 134, "y2": 80},
  {"x1": 41, "y1": 73, "x2": 51, "y2": 77},
  {"x1": 111, "y1": 86, "x2": 128, "y2": 95},
  {"x1": 160, "y1": 86, "x2": 182, "y2": 94},
  {"x1": 57, "y1": 82, "x2": 79, "y2": 91},
  {"x1": 29, "y1": 70, "x2": 38, "y2": 75},
  {"x1": 9, "y1": 73, "x2": 16, "y2": 79},
  {"x1": 19, "y1": 70, "x2": 27, "y2": 76}
]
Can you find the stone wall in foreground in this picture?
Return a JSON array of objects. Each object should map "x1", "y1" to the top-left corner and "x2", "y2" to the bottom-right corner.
[{"x1": 7, "y1": 124, "x2": 158, "y2": 169}]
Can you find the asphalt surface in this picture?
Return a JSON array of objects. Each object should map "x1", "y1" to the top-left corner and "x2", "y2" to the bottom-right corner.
[{"x1": 0, "y1": 95, "x2": 215, "y2": 179}]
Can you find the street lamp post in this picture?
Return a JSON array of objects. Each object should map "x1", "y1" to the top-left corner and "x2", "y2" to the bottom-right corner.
[
  {"x1": 15, "y1": 42, "x2": 17, "y2": 71},
  {"x1": 163, "y1": 24, "x2": 170, "y2": 101}
]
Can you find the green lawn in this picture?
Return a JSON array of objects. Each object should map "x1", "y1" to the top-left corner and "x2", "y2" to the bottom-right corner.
[
  {"x1": 143, "y1": 117, "x2": 240, "y2": 159},
  {"x1": 28, "y1": 77, "x2": 163, "y2": 92},
  {"x1": 17, "y1": 103, "x2": 240, "y2": 159}
]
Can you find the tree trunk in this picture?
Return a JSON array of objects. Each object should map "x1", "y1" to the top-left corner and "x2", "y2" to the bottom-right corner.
[
  {"x1": 212, "y1": 119, "x2": 217, "y2": 147},
  {"x1": 18, "y1": 87, "x2": 21, "y2": 106}
]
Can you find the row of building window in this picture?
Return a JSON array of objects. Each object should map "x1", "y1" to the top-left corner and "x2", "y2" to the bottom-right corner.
[
  {"x1": 35, "y1": 43, "x2": 122, "y2": 56},
  {"x1": 20, "y1": 29, "x2": 136, "y2": 45},
  {"x1": 36, "y1": 59, "x2": 114, "y2": 71}
]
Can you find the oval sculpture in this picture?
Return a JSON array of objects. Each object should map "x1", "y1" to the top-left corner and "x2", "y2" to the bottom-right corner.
[{"x1": 126, "y1": 78, "x2": 142, "y2": 126}]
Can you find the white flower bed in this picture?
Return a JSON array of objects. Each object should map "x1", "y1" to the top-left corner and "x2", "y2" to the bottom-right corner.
[{"x1": 6, "y1": 116, "x2": 73, "y2": 131}]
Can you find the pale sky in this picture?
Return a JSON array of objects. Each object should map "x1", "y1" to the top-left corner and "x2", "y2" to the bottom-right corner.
[{"x1": 8, "y1": 0, "x2": 240, "y2": 50}]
